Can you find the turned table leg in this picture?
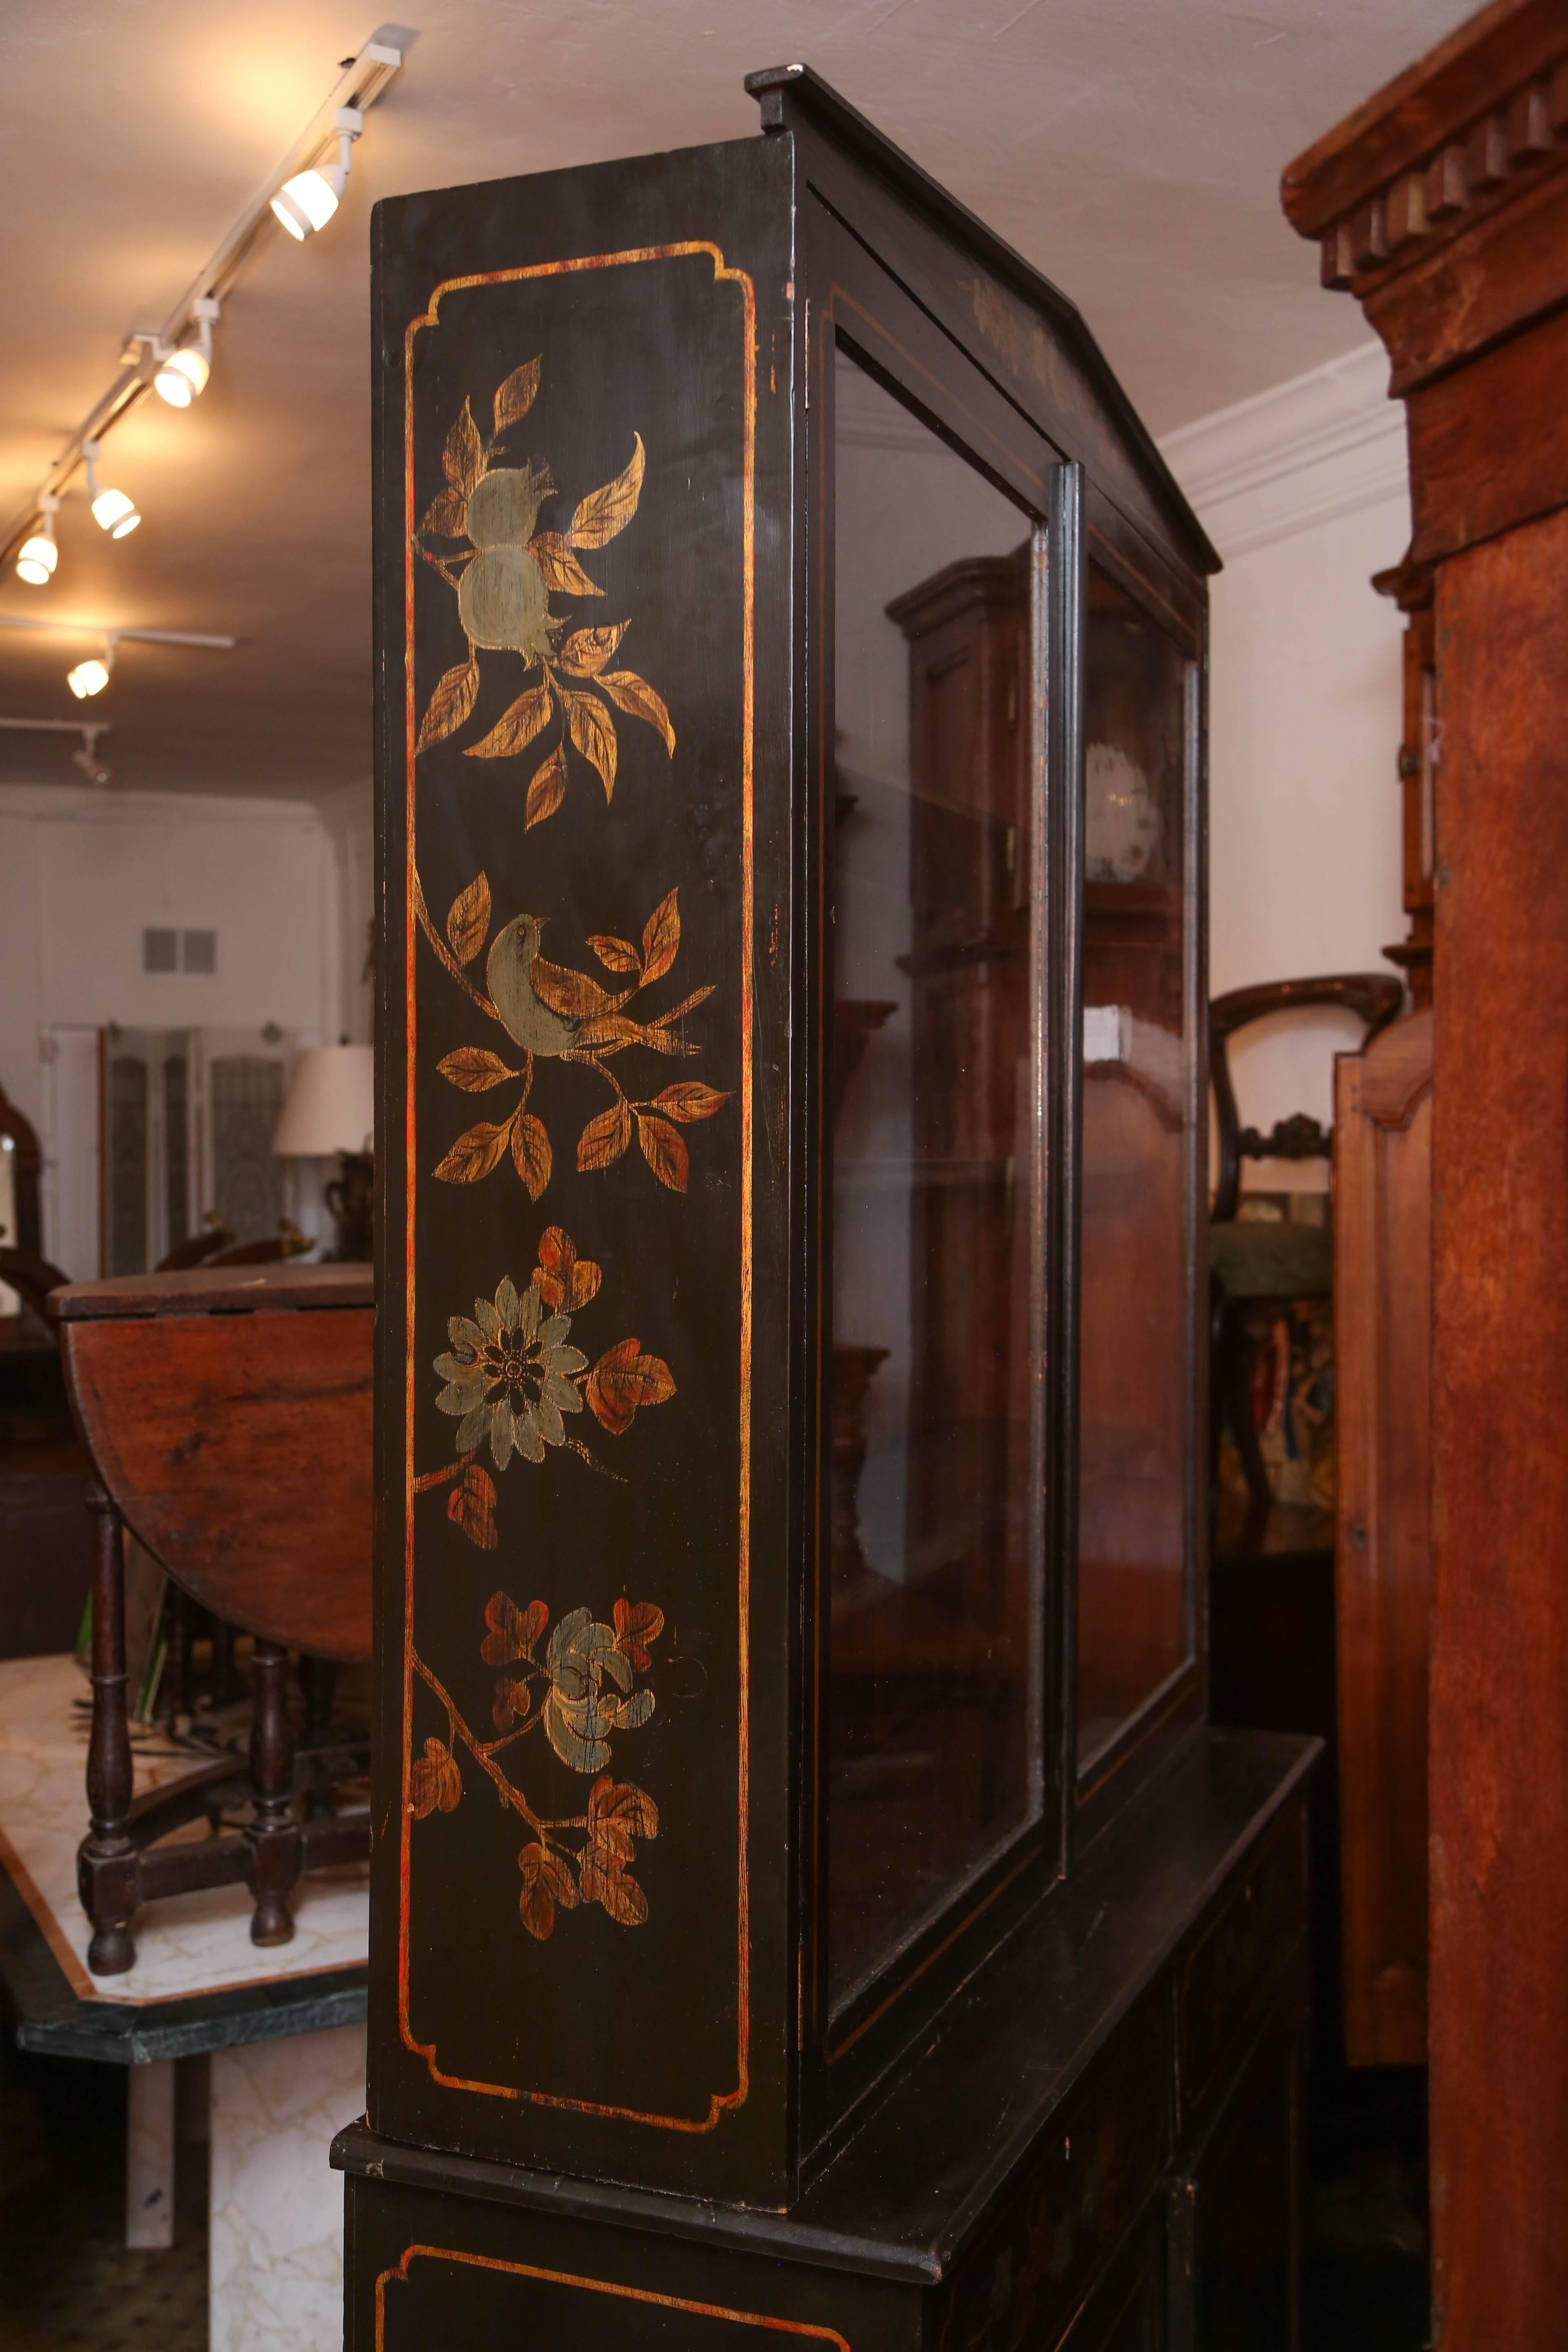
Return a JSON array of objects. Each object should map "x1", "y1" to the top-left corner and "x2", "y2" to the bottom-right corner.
[
  {"x1": 80, "y1": 1481, "x2": 137, "y2": 1974},
  {"x1": 163, "y1": 1586, "x2": 192, "y2": 1723},
  {"x1": 299, "y1": 1655, "x2": 339, "y2": 1819},
  {"x1": 246, "y1": 1639, "x2": 300, "y2": 1947},
  {"x1": 210, "y1": 1617, "x2": 237, "y2": 1708}
]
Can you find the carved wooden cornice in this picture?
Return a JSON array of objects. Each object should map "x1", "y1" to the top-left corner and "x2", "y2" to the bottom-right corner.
[{"x1": 1281, "y1": 0, "x2": 1568, "y2": 397}]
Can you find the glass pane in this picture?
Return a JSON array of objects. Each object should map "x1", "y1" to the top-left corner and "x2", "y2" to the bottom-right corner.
[
  {"x1": 1076, "y1": 561, "x2": 1193, "y2": 1769},
  {"x1": 828, "y1": 346, "x2": 1042, "y2": 2012}
]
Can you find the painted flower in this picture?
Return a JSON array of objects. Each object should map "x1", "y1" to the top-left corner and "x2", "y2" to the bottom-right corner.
[
  {"x1": 541, "y1": 1607, "x2": 655, "y2": 1774},
  {"x1": 434, "y1": 1275, "x2": 586, "y2": 1470}
]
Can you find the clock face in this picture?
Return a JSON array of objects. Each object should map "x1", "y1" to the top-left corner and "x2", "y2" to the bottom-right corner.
[{"x1": 1085, "y1": 740, "x2": 1162, "y2": 882}]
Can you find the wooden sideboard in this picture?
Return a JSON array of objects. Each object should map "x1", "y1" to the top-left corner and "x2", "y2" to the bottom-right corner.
[{"x1": 1285, "y1": 4, "x2": 1568, "y2": 2337}]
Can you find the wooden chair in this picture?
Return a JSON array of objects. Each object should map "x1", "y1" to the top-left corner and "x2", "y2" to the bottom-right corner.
[{"x1": 1209, "y1": 973, "x2": 1402, "y2": 1552}]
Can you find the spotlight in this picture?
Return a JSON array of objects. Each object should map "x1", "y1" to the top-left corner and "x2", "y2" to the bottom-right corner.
[
  {"x1": 271, "y1": 107, "x2": 362, "y2": 240},
  {"x1": 153, "y1": 297, "x2": 218, "y2": 408},
  {"x1": 83, "y1": 440, "x2": 140, "y2": 539},
  {"x1": 16, "y1": 493, "x2": 60, "y2": 586},
  {"x1": 72, "y1": 727, "x2": 111, "y2": 786},
  {"x1": 67, "y1": 639, "x2": 116, "y2": 699}
]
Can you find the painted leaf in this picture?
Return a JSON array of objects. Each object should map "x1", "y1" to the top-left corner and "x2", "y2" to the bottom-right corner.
[
  {"x1": 447, "y1": 1461, "x2": 498, "y2": 1550},
  {"x1": 464, "y1": 678, "x2": 552, "y2": 762},
  {"x1": 410, "y1": 1736, "x2": 462, "y2": 1818},
  {"x1": 586, "y1": 933, "x2": 641, "y2": 974},
  {"x1": 577, "y1": 1100, "x2": 632, "y2": 1172},
  {"x1": 525, "y1": 744, "x2": 568, "y2": 830},
  {"x1": 584, "y1": 1336, "x2": 677, "y2": 1434},
  {"x1": 530, "y1": 533, "x2": 604, "y2": 597},
  {"x1": 420, "y1": 486, "x2": 468, "y2": 539},
  {"x1": 446, "y1": 872, "x2": 491, "y2": 964},
  {"x1": 433, "y1": 1119, "x2": 511, "y2": 1183},
  {"x1": 637, "y1": 1111, "x2": 689, "y2": 1193},
  {"x1": 650, "y1": 1081, "x2": 730, "y2": 1123},
  {"x1": 415, "y1": 656, "x2": 479, "y2": 754},
  {"x1": 564, "y1": 688, "x2": 617, "y2": 802},
  {"x1": 534, "y1": 1226, "x2": 601, "y2": 1312},
  {"x1": 481, "y1": 1591, "x2": 548, "y2": 1666},
  {"x1": 493, "y1": 356, "x2": 541, "y2": 435},
  {"x1": 491, "y1": 1677, "x2": 531, "y2": 1731},
  {"x1": 510, "y1": 1111, "x2": 551, "y2": 1201},
  {"x1": 517, "y1": 1840, "x2": 578, "y2": 1940},
  {"x1": 612, "y1": 1599, "x2": 665, "y2": 1671},
  {"x1": 568, "y1": 434, "x2": 645, "y2": 549},
  {"x1": 442, "y1": 397, "x2": 485, "y2": 496},
  {"x1": 437, "y1": 1047, "x2": 520, "y2": 1092},
  {"x1": 558, "y1": 621, "x2": 627, "y2": 678},
  {"x1": 640, "y1": 888, "x2": 680, "y2": 984},
  {"x1": 590, "y1": 1775, "x2": 659, "y2": 1840},
  {"x1": 579, "y1": 1854, "x2": 648, "y2": 1926},
  {"x1": 595, "y1": 669, "x2": 675, "y2": 756},
  {"x1": 530, "y1": 954, "x2": 630, "y2": 1020}
]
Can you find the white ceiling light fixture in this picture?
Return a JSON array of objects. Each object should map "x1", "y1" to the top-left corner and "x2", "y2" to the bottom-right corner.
[
  {"x1": 67, "y1": 637, "x2": 117, "y2": 699},
  {"x1": 16, "y1": 494, "x2": 60, "y2": 585},
  {"x1": 72, "y1": 725, "x2": 111, "y2": 784},
  {"x1": 0, "y1": 715, "x2": 114, "y2": 788},
  {"x1": 83, "y1": 439, "x2": 140, "y2": 538},
  {"x1": 149, "y1": 296, "x2": 220, "y2": 408},
  {"x1": 272, "y1": 106, "x2": 364, "y2": 240},
  {"x1": 0, "y1": 613, "x2": 236, "y2": 708}
]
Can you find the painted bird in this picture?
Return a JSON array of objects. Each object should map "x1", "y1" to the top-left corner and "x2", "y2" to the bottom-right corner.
[{"x1": 486, "y1": 913, "x2": 639, "y2": 1057}]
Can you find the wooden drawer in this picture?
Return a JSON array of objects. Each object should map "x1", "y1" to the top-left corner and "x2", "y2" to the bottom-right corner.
[
  {"x1": 932, "y1": 1995, "x2": 1173, "y2": 2352},
  {"x1": 1175, "y1": 1802, "x2": 1307, "y2": 2130}
]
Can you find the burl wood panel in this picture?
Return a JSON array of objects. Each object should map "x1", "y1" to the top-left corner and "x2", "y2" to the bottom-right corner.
[
  {"x1": 1333, "y1": 1010, "x2": 1432, "y2": 2067},
  {"x1": 1430, "y1": 506, "x2": 1568, "y2": 2348},
  {"x1": 61, "y1": 1308, "x2": 372, "y2": 1662}
]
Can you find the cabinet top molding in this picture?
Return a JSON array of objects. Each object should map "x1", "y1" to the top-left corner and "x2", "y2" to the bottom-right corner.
[{"x1": 1281, "y1": 0, "x2": 1568, "y2": 315}]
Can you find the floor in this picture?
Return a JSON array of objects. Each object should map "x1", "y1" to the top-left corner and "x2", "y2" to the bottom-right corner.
[{"x1": 0, "y1": 2047, "x2": 206, "y2": 2352}]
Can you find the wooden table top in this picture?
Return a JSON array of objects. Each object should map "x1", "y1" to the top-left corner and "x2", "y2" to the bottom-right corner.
[{"x1": 50, "y1": 1261, "x2": 374, "y2": 1321}]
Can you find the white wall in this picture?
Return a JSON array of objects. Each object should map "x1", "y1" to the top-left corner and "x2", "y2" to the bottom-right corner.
[
  {"x1": 0, "y1": 782, "x2": 356, "y2": 1274},
  {"x1": 1160, "y1": 342, "x2": 1412, "y2": 1184}
]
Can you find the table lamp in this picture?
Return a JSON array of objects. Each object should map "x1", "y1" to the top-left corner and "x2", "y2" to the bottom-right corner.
[{"x1": 271, "y1": 1045, "x2": 374, "y2": 1261}]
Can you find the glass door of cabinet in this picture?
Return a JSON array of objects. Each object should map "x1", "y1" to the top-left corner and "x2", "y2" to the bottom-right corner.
[
  {"x1": 1075, "y1": 555, "x2": 1199, "y2": 1776},
  {"x1": 825, "y1": 343, "x2": 1047, "y2": 2015}
]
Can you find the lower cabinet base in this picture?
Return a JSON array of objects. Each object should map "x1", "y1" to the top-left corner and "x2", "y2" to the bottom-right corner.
[{"x1": 341, "y1": 1757, "x2": 1312, "y2": 2352}]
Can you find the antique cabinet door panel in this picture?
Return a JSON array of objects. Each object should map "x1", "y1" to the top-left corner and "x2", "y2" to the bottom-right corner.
[{"x1": 369, "y1": 135, "x2": 796, "y2": 2202}]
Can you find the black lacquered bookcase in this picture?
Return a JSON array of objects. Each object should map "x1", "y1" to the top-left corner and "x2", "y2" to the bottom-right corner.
[{"x1": 339, "y1": 62, "x2": 1317, "y2": 2350}]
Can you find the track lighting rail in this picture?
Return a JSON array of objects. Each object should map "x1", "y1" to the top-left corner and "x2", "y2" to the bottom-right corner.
[{"x1": 0, "y1": 31, "x2": 404, "y2": 572}]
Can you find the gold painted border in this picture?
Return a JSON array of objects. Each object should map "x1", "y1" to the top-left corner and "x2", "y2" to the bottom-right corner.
[
  {"x1": 399, "y1": 241, "x2": 755, "y2": 2133},
  {"x1": 376, "y1": 2246, "x2": 850, "y2": 2347}
]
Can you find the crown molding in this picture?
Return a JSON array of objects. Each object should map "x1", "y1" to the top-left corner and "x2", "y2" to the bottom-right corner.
[{"x1": 1157, "y1": 341, "x2": 1409, "y2": 561}]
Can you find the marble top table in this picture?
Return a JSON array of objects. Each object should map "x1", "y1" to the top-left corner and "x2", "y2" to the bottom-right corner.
[{"x1": 0, "y1": 1652, "x2": 368, "y2": 2352}]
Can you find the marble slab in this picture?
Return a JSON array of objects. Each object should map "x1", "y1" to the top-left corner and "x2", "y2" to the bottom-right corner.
[
  {"x1": 0, "y1": 1653, "x2": 368, "y2": 2004},
  {"x1": 210, "y1": 2021, "x2": 366, "y2": 2352}
]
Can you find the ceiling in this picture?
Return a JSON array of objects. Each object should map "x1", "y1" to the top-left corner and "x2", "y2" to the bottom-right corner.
[{"x1": 0, "y1": 0, "x2": 1471, "y2": 798}]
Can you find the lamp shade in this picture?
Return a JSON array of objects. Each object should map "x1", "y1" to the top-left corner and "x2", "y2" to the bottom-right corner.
[{"x1": 272, "y1": 1045, "x2": 374, "y2": 1157}]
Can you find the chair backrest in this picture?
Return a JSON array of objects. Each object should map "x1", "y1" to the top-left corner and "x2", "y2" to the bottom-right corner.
[{"x1": 1209, "y1": 973, "x2": 1403, "y2": 1223}]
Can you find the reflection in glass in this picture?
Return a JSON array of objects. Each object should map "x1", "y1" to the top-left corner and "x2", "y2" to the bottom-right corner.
[
  {"x1": 827, "y1": 346, "x2": 1042, "y2": 2011},
  {"x1": 1076, "y1": 561, "x2": 1193, "y2": 1768}
]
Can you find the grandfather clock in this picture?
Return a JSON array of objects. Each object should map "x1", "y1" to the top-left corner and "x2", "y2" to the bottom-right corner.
[
  {"x1": 1285, "y1": 4, "x2": 1568, "y2": 2341},
  {"x1": 339, "y1": 64, "x2": 1319, "y2": 2349}
]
